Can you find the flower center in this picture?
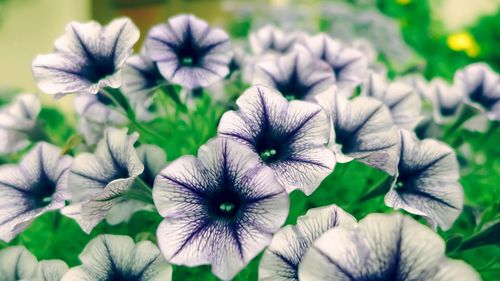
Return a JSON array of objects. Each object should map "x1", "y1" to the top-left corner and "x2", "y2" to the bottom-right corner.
[
  {"x1": 181, "y1": 56, "x2": 194, "y2": 66},
  {"x1": 260, "y1": 149, "x2": 277, "y2": 161},
  {"x1": 219, "y1": 202, "x2": 236, "y2": 214}
]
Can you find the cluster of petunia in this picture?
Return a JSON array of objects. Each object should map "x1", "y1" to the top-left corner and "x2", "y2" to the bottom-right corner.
[{"x1": 0, "y1": 13, "x2": 498, "y2": 281}]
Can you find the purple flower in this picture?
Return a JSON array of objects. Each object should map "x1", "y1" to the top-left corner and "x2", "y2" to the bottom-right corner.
[
  {"x1": 73, "y1": 92, "x2": 127, "y2": 124},
  {"x1": 299, "y1": 213, "x2": 480, "y2": 281},
  {"x1": 65, "y1": 127, "x2": 144, "y2": 233},
  {"x1": 259, "y1": 205, "x2": 356, "y2": 281},
  {"x1": 252, "y1": 50, "x2": 335, "y2": 101},
  {"x1": 454, "y1": 62, "x2": 500, "y2": 120},
  {"x1": 0, "y1": 94, "x2": 41, "y2": 155},
  {"x1": 297, "y1": 34, "x2": 368, "y2": 95},
  {"x1": 428, "y1": 78, "x2": 464, "y2": 124},
  {"x1": 363, "y1": 72, "x2": 423, "y2": 130},
  {"x1": 0, "y1": 246, "x2": 68, "y2": 281},
  {"x1": 385, "y1": 130, "x2": 463, "y2": 230},
  {"x1": 249, "y1": 25, "x2": 305, "y2": 55},
  {"x1": 218, "y1": 86, "x2": 335, "y2": 195},
  {"x1": 61, "y1": 235, "x2": 171, "y2": 281},
  {"x1": 315, "y1": 89, "x2": 400, "y2": 175},
  {"x1": 0, "y1": 143, "x2": 72, "y2": 242},
  {"x1": 145, "y1": 14, "x2": 233, "y2": 89},
  {"x1": 32, "y1": 18, "x2": 139, "y2": 96},
  {"x1": 153, "y1": 137, "x2": 289, "y2": 280}
]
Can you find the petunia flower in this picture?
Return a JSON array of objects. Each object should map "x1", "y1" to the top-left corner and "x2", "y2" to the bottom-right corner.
[
  {"x1": 259, "y1": 205, "x2": 356, "y2": 281},
  {"x1": 218, "y1": 85, "x2": 335, "y2": 195},
  {"x1": 0, "y1": 94, "x2": 41, "y2": 155},
  {"x1": 315, "y1": 89, "x2": 400, "y2": 175},
  {"x1": 105, "y1": 144, "x2": 166, "y2": 225},
  {"x1": 398, "y1": 73, "x2": 431, "y2": 100},
  {"x1": 32, "y1": 18, "x2": 140, "y2": 96},
  {"x1": 249, "y1": 25, "x2": 305, "y2": 55},
  {"x1": 362, "y1": 72, "x2": 423, "y2": 130},
  {"x1": 153, "y1": 137, "x2": 289, "y2": 280},
  {"x1": 65, "y1": 127, "x2": 145, "y2": 233},
  {"x1": 454, "y1": 62, "x2": 500, "y2": 120},
  {"x1": 73, "y1": 92, "x2": 127, "y2": 124},
  {"x1": 0, "y1": 246, "x2": 37, "y2": 280},
  {"x1": 252, "y1": 50, "x2": 335, "y2": 101},
  {"x1": 385, "y1": 130, "x2": 463, "y2": 230},
  {"x1": 0, "y1": 142, "x2": 72, "y2": 242},
  {"x1": 297, "y1": 33, "x2": 368, "y2": 95},
  {"x1": 299, "y1": 213, "x2": 480, "y2": 281},
  {"x1": 122, "y1": 50, "x2": 167, "y2": 121},
  {"x1": 77, "y1": 117, "x2": 106, "y2": 146},
  {"x1": 30, "y1": 260, "x2": 70, "y2": 281},
  {"x1": 145, "y1": 14, "x2": 233, "y2": 89},
  {"x1": 427, "y1": 78, "x2": 464, "y2": 124},
  {"x1": 61, "y1": 235, "x2": 172, "y2": 281}
]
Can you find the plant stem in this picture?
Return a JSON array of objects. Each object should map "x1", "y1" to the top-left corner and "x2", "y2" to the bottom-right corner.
[
  {"x1": 126, "y1": 177, "x2": 154, "y2": 205},
  {"x1": 443, "y1": 105, "x2": 477, "y2": 139}
]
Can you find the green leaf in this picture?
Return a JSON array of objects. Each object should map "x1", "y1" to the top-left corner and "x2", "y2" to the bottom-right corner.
[{"x1": 458, "y1": 221, "x2": 500, "y2": 251}]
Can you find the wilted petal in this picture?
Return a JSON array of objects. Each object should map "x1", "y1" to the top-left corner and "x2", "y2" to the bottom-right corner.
[
  {"x1": 0, "y1": 246, "x2": 37, "y2": 280},
  {"x1": 61, "y1": 235, "x2": 172, "y2": 281},
  {"x1": 154, "y1": 138, "x2": 289, "y2": 280},
  {"x1": 218, "y1": 85, "x2": 335, "y2": 195},
  {"x1": 259, "y1": 205, "x2": 356, "y2": 281},
  {"x1": 297, "y1": 34, "x2": 368, "y2": 95},
  {"x1": 299, "y1": 213, "x2": 480, "y2": 281},
  {"x1": 0, "y1": 94, "x2": 41, "y2": 154},
  {"x1": 385, "y1": 130, "x2": 463, "y2": 230},
  {"x1": 145, "y1": 14, "x2": 233, "y2": 89},
  {"x1": 362, "y1": 72, "x2": 423, "y2": 130},
  {"x1": 316, "y1": 89, "x2": 399, "y2": 175},
  {"x1": 32, "y1": 18, "x2": 139, "y2": 96},
  {"x1": 0, "y1": 142, "x2": 72, "y2": 241},
  {"x1": 30, "y1": 260, "x2": 69, "y2": 281},
  {"x1": 454, "y1": 62, "x2": 500, "y2": 120},
  {"x1": 252, "y1": 50, "x2": 335, "y2": 101},
  {"x1": 68, "y1": 127, "x2": 144, "y2": 233},
  {"x1": 249, "y1": 25, "x2": 305, "y2": 55}
]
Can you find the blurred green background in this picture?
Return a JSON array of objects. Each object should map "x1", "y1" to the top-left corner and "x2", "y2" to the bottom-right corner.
[{"x1": 0, "y1": 0, "x2": 499, "y2": 280}]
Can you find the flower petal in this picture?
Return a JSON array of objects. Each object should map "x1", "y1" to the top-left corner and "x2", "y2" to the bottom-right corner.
[
  {"x1": 0, "y1": 246, "x2": 37, "y2": 280},
  {"x1": 259, "y1": 205, "x2": 356, "y2": 281},
  {"x1": 385, "y1": 130, "x2": 463, "y2": 230},
  {"x1": 62, "y1": 235, "x2": 171, "y2": 281},
  {"x1": 31, "y1": 260, "x2": 69, "y2": 281},
  {"x1": 299, "y1": 213, "x2": 479, "y2": 281}
]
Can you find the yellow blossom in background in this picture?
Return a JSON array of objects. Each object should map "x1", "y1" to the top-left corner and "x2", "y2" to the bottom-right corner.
[
  {"x1": 447, "y1": 31, "x2": 480, "y2": 57},
  {"x1": 396, "y1": 0, "x2": 411, "y2": 5}
]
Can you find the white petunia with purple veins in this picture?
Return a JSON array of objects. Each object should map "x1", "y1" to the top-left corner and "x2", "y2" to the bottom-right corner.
[
  {"x1": 145, "y1": 14, "x2": 233, "y2": 90},
  {"x1": 259, "y1": 205, "x2": 356, "y2": 281},
  {"x1": 252, "y1": 50, "x2": 335, "y2": 101},
  {"x1": 0, "y1": 142, "x2": 72, "y2": 242},
  {"x1": 362, "y1": 72, "x2": 423, "y2": 130},
  {"x1": 61, "y1": 235, "x2": 172, "y2": 281},
  {"x1": 153, "y1": 137, "x2": 289, "y2": 280},
  {"x1": 32, "y1": 18, "x2": 140, "y2": 96},
  {"x1": 299, "y1": 213, "x2": 480, "y2": 281},
  {"x1": 428, "y1": 78, "x2": 464, "y2": 124},
  {"x1": 315, "y1": 89, "x2": 400, "y2": 176},
  {"x1": 64, "y1": 127, "x2": 145, "y2": 233},
  {"x1": 73, "y1": 92, "x2": 127, "y2": 124},
  {"x1": 385, "y1": 130, "x2": 463, "y2": 230},
  {"x1": 297, "y1": 33, "x2": 368, "y2": 95},
  {"x1": 0, "y1": 94, "x2": 41, "y2": 155},
  {"x1": 455, "y1": 62, "x2": 500, "y2": 120},
  {"x1": 218, "y1": 85, "x2": 335, "y2": 195},
  {"x1": 122, "y1": 50, "x2": 167, "y2": 121},
  {"x1": 249, "y1": 25, "x2": 305, "y2": 55},
  {"x1": 105, "y1": 144, "x2": 166, "y2": 225}
]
